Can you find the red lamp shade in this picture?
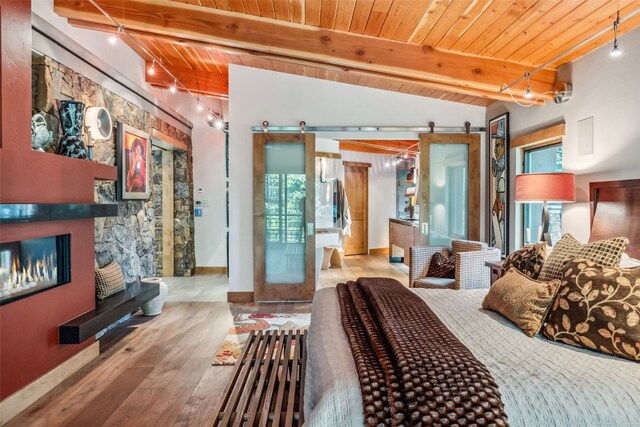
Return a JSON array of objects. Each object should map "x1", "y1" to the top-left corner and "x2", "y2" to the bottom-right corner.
[{"x1": 515, "y1": 172, "x2": 576, "y2": 203}]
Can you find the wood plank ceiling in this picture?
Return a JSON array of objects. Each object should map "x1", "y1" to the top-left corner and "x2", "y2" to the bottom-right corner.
[{"x1": 55, "y1": 0, "x2": 640, "y2": 107}]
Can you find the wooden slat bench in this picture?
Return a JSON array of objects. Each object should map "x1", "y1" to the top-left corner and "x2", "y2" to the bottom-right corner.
[{"x1": 214, "y1": 329, "x2": 307, "y2": 427}]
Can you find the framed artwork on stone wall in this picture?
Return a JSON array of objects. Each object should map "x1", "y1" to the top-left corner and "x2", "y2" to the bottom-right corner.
[
  {"x1": 488, "y1": 112, "x2": 509, "y2": 257},
  {"x1": 117, "y1": 122, "x2": 151, "y2": 200}
]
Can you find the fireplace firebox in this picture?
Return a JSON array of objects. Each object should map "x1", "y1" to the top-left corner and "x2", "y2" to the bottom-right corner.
[{"x1": 0, "y1": 234, "x2": 71, "y2": 305}]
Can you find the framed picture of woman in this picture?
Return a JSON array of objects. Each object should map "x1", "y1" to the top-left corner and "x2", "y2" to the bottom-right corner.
[
  {"x1": 488, "y1": 112, "x2": 509, "y2": 258},
  {"x1": 117, "y1": 122, "x2": 151, "y2": 200}
]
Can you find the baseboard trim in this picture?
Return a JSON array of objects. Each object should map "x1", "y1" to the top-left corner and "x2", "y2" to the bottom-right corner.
[
  {"x1": 369, "y1": 247, "x2": 390, "y2": 255},
  {"x1": 0, "y1": 341, "x2": 99, "y2": 425},
  {"x1": 195, "y1": 266, "x2": 227, "y2": 274},
  {"x1": 227, "y1": 291, "x2": 254, "y2": 303}
]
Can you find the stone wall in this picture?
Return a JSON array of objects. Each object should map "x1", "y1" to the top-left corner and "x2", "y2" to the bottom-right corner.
[{"x1": 32, "y1": 54, "x2": 196, "y2": 281}]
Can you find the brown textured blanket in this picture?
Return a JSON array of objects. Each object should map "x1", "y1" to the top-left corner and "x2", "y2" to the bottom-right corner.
[{"x1": 337, "y1": 278, "x2": 508, "y2": 426}]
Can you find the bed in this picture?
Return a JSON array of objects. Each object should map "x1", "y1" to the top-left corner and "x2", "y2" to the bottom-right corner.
[{"x1": 304, "y1": 179, "x2": 640, "y2": 426}]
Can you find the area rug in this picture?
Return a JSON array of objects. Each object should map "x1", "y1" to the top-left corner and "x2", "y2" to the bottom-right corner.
[{"x1": 212, "y1": 313, "x2": 311, "y2": 365}]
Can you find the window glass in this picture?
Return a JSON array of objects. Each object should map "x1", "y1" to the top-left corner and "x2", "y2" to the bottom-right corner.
[{"x1": 523, "y1": 144, "x2": 563, "y2": 245}]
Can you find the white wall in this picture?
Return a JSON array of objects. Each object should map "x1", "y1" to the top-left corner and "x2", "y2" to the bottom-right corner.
[
  {"x1": 487, "y1": 27, "x2": 640, "y2": 247},
  {"x1": 229, "y1": 65, "x2": 486, "y2": 292},
  {"x1": 341, "y1": 151, "x2": 397, "y2": 251},
  {"x1": 186, "y1": 100, "x2": 229, "y2": 268}
]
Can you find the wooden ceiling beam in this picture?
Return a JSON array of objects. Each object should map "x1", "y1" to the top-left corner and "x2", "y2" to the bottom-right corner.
[
  {"x1": 65, "y1": 18, "x2": 541, "y2": 106},
  {"x1": 145, "y1": 61, "x2": 229, "y2": 99},
  {"x1": 54, "y1": 0, "x2": 557, "y2": 102}
]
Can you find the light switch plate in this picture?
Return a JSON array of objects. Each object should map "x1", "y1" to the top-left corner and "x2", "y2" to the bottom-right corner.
[{"x1": 421, "y1": 222, "x2": 429, "y2": 234}]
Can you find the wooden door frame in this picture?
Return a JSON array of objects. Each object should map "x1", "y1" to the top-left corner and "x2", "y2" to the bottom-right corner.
[
  {"x1": 343, "y1": 161, "x2": 370, "y2": 256},
  {"x1": 253, "y1": 133, "x2": 316, "y2": 302},
  {"x1": 418, "y1": 134, "x2": 481, "y2": 246}
]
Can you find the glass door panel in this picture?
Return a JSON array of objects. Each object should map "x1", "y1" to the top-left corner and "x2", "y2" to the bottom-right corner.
[
  {"x1": 429, "y1": 143, "x2": 469, "y2": 246},
  {"x1": 265, "y1": 143, "x2": 306, "y2": 284},
  {"x1": 254, "y1": 133, "x2": 315, "y2": 302},
  {"x1": 418, "y1": 134, "x2": 480, "y2": 247}
]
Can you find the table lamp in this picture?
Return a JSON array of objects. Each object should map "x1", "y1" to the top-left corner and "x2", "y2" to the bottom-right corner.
[{"x1": 515, "y1": 172, "x2": 575, "y2": 245}]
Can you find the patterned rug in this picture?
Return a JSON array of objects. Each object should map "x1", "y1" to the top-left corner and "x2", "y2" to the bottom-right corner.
[{"x1": 212, "y1": 313, "x2": 311, "y2": 365}]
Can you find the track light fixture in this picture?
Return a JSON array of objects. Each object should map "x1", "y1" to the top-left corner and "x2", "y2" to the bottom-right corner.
[
  {"x1": 147, "y1": 59, "x2": 156, "y2": 76},
  {"x1": 611, "y1": 11, "x2": 622, "y2": 57},
  {"x1": 108, "y1": 24, "x2": 123, "y2": 45},
  {"x1": 523, "y1": 73, "x2": 533, "y2": 99},
  {"x1": 169, "y1": 79, "x2": 177, "y2": 93},
  {"x1": 206, "y1": 110, "x2": 226, "y2": 131}
]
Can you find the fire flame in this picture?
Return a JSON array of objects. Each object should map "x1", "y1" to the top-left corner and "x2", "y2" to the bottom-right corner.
[{"x1": 5, "y1": 252, "x2": 57, "y2": 290}]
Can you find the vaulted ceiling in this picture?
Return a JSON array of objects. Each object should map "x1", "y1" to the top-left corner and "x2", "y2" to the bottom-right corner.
[{"x1": 54, "y1": 0, "x2": 640, "y2": 107}]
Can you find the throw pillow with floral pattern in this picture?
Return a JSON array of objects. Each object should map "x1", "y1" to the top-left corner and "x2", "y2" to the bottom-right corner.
[{"x1": 543, "y1": 258, "x2": 640, "y2": 362}]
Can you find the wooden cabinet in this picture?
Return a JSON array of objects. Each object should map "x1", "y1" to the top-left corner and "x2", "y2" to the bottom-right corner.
[{"x1": 389, "y1": 218, "x2": 420, "y2": 266}]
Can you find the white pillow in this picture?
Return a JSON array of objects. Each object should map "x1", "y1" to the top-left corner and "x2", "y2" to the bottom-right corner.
[{"x1": 620, "y1": 252, "x2": 640, "y2": 269}]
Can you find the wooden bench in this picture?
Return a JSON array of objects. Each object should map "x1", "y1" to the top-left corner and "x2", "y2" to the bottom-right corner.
[
  {"x1": 58, "y1": 281, "x2": 159, "y2": 344},
  {"x1": 214, "y1": 329, "x2": 306, "y2": 427}
]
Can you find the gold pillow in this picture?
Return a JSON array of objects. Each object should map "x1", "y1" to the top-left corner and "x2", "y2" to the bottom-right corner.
[
  {"x1": 538, "y1": 233, "x2": 628, "y2": 282},
  {"x1": 482, "y1": 268, "x2": 561, "y2": 337}
]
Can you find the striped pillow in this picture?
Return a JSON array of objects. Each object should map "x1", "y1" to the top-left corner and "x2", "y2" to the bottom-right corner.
[
  {"x1": 538, "y1": 234, "x2": 628, "y2": 282},
  {"x1": 95, "y1": 261, "x2": 126, "y2": 300}
]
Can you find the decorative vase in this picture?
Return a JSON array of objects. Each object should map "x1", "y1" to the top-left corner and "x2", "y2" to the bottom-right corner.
[
  {"x1": 57, "y1": 100, "x2": 87, "y2": 159},
  {"x1": 140, "y1": 277, "x2": 168, "y2": 316}
]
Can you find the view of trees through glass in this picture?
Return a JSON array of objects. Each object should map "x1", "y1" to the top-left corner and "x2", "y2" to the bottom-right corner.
[
  {"x1": 265, "y1": 174, "x2": 306, "y2": 243},
  {"x1": 523, "y1": 144, "x2": 563, "y2": 245}
]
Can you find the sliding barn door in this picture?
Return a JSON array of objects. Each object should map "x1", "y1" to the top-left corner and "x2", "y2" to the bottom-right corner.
[
  {"x1": 254, "y1": 133, "x2": 316, "y2": 301},
  {"x1": 418, "y1": 134, "x2": 481, "y2": 246}
]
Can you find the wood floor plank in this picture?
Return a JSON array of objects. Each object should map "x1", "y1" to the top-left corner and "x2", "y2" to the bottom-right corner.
[
  {"x1": 64, "y1": 367, "x2": 153, "y2": 427},
  {"x1": 173, "y1": 367, "x2": 233, "y2": 427}
]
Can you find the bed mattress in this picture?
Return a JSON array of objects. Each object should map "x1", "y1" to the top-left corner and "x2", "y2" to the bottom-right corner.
[{"x1": 304, "y1": 287, "x2": 640, "y2": 426}]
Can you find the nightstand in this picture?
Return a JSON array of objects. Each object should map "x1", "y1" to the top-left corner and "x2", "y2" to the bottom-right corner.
[{"x1": 485, "y1": 260, "x2": 504, "y2": 285}]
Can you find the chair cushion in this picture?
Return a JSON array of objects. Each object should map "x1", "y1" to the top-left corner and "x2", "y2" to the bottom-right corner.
[
  {"x1": 413, "y1": 277, "x2": 456, "y2": 289},
  {"x1": 543, "y1": 258, "x2": 640, "y2": 362},
  {"x1": 500, "y1": 242, "x2": 548, "y2": 280},
  {"x1": 538, "y1": 233, "x2": 629, "y2": 282},
  {"x1": 483, "y1": 268, "x2": 560, "y2": 337},
  {"x1": 95, "y1": 261, "x2": 126, "y2": 300},
  {"x1": 428, "y1": 252, "x2": 456, "y2": 279},
  {"x1": 452, "y1": 239, "x2": 488, "y2": 254}
]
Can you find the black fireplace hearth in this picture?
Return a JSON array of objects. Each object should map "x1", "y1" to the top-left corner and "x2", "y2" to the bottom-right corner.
[{"x1": 0, "y1": 234, "x2": 71, "y2": 305}]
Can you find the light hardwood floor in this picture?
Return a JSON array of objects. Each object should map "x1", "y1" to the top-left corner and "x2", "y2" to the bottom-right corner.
[
  {"x1": 318, "y1": 254, "x2": 409, "y2": 289},
  {"x1": 7, "y1": 254, "x2": 407, "y2": 426}
]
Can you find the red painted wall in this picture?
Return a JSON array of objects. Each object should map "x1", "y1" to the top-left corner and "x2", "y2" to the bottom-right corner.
[{"x1": 0, "y1": 0, "x2": 102, "y2": 399}]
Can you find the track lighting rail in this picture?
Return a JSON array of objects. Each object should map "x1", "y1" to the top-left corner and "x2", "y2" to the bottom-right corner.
[
  {"x1": 251, "y1": 125, "x2": 485, "y2": 133},
  {"x1": 499, "y1": 7, "x2": 640, "y2": 94}
]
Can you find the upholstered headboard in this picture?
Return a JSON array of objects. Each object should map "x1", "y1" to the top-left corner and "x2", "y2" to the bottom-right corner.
[{"x1": 590, "y1": 179, "x2": 640, "y2": 259}]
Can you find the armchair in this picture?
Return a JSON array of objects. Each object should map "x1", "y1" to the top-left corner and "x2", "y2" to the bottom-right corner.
[{"x1": 409, "y1": 239, "x2": 501, "y2": 290}]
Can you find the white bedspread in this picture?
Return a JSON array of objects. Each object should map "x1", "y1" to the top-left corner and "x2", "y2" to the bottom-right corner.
[{"x1": 304, "y1": 287, "x2": 640, "y2": 426}]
